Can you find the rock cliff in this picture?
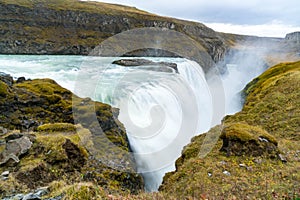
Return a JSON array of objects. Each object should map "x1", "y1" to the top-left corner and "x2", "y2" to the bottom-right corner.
[{"x1": 0, "y1": 0, "x2": 226, "y2": 72}]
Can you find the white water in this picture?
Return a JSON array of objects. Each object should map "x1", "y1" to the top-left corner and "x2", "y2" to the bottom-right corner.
[{"x1": 0, "y1": 55, "x2": 266, "y2": 191}]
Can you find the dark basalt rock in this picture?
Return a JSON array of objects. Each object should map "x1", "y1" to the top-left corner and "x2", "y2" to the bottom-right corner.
[
  {"x1": 112, "y1": 59, "x2": 179, "y2": 73},
  {"x1": 0, "y1": 72, "x2": 13, "y2": 87}
]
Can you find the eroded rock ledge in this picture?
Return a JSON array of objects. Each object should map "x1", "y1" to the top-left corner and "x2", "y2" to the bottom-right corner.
[{"x1": 112, "y1": 59, "x2": 179, "y2": 73}]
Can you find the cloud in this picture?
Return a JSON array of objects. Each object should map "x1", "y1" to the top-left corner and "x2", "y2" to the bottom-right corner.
[
  {"x1": 88, "y1": 0, "x2": 300, "y2": 36},
  {"x1": 98, "y1": 0, "x2": 300, "y2": 25},
  {"x1": 205, "y1": 21, "x2": 300, "y2": 37}
]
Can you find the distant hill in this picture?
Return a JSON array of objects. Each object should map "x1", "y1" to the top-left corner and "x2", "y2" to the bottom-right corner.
[{"x1": 1, "y1": 0, "x2": 299, "y2": 71}]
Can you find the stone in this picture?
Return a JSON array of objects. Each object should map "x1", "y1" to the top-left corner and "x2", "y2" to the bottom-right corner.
[
  {"x1": 0, "y1": 136, "x2": 32, "y2": 165},
  {"x1": 2, "y1": 194, "x2": 24, "y2": 200},
  {"x1": 34, "y1": 187, "x2": 48, "y2": 197},
  {"x1": 0, "y1": 126, "x2": 8, "y2": 136},
  {"x1": 278, "y1": 154, "x2": 287, "y2": 163},
  {"x1": 5, "y1": 133, "x2": 23, "y2": 142},
  {"x1": 112, "y1": 59, "x2": 179, "y2": 73},
  {"x1": 1, "y1": 170, "x2": 9, "y2": 177},
  {"x1": 0, "y1": 72, "x2": 13, "y2": 86},
  {"x1": 23, "y1": 193, "x2": 41, "y2": 200},
  {"x1": 239, "y1": 163, "x2": 247, "y2": 168},
  {"x1": 16, "y1": 77, "x2": 26, "y2": 83},
  {"x1": 223, "y1": 170, "x2": 231, "y2": 176}
]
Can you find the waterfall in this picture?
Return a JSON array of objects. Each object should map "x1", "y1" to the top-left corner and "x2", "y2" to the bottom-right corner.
[
  {"x1": 0, "y1": 55, "x2": 267, "y2": 192},
  {"x1": 91, "y1": 59, "x2": 214, "y2": 191}
]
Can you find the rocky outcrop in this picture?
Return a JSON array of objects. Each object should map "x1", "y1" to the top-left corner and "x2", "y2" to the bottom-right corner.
[
  {"x1": 220, "y1": 123, "x2": 279, "y2": 157},
  {"x1": 0, "y1": 74, "x2": 144, "y2": 198},
  {"x1": 112, "y1": 59, "x2": 178, "y2": 73},
  {"x1": 0, "y1": 0, "x2": 227, "y2": 71},
  {"x1": 285, "y1": 31, "x2": 300, "y2": 43}
]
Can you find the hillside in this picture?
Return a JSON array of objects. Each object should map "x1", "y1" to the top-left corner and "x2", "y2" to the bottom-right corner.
[
  {"x1": 159, "y1": 61, "x2": 300, "y2": 199},
  {"x1": 0, "y1": 0, "x2": 227, "y2": 72}
]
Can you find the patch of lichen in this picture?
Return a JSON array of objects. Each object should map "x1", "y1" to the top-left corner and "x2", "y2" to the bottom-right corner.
[
  {"x1": 159, "y1": 61, "x2": 300, "y2": 199},
  {"x1": 0, "y1": 81, "x2": 8, "y2": 97},
  {"x1": 221, "y1": 122, "x2": 277, "y2": 145},
  {"x1": 15, "y1": 79, "x2": 72, "y2": 97},
  {"x1": 47, "y1": 181, "x2": 107, "y2": 200},
  {"x1": 37, "y1": 123, "x2": 76, "y2": 133}
]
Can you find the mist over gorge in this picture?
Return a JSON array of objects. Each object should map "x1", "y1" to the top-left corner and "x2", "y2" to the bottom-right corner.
[{"x1": 0, "y1": 0, "x2": 299, "y2": 199}]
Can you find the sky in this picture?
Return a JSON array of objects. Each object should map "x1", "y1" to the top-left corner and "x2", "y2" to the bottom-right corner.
[{"x1": 93, "y1": 0, "x2": 300, "y2": 37}]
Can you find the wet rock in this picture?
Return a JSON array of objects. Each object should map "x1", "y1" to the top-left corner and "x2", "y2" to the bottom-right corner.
[
  {"x1": 0, "y1": 72, "x2": 13, "y2": 86},
  {"x1": 112, "y1": 59, "x2": 178, "y2": 73}
]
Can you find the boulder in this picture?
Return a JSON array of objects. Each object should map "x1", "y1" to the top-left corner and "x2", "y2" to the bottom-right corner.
[
  {"x1": 0, "y1": 135, "x2": 32, "y2": 165},
  {"x1": 220, "y1": 123, "x2": 279, "y2": 157},
  {"x1": 0, "y1": 73, "x2": 13, "y2": 87}
]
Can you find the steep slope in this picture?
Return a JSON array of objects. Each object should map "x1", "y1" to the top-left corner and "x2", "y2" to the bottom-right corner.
[{"x1": 159, "y1": 61, "x2": 300, "y2": 199}]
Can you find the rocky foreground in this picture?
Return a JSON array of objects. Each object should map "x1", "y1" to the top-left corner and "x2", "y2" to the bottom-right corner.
[
  {"x1": 0, "y1": 61, "x2": 299, "y2": 199},
  {"x1": 0, "y1": 73, "x2": 144, "y2": 199}
]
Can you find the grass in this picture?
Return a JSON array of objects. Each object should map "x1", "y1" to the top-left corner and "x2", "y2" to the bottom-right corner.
[
  {"x1": 0, "y1": 81, "x2": 8, "y2": 97},
  {"x1": 37, "y1": 123, "x2": 77, "y2": 133},
  {"x1": 159, "y1": 61, "x2": 300, "y2": 199},
  {"x1": 1, "y1": 0, "x2": 152, "y2": 16}
]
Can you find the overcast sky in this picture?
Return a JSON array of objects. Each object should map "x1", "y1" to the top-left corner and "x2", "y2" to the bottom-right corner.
[{"x1": 95, "y1": 0, "x2": 300, "y2": 37}]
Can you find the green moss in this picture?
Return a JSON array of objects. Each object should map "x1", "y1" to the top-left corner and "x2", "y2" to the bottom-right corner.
[
  {"x1": 2, "y1": 0, "x2": 152, "y2": 16},
  {"x1": 0, "y1": 81, "x2": 8, "y2": 97},
  {"x1": 221, "y1": 123, "x2": 277, "y2": 145},
  {"x1": 37, "y1": 123, "x2": 76, "y2": 133},
  {"x1": 15, "y1": 79, "x2": 71, "y2": 97},
  {"x1": 228, "y1": 61, "x2": 300, "y2": 140},
  {"x1": 244, "y1": 61, "x2": 300, "y2": 98}
]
